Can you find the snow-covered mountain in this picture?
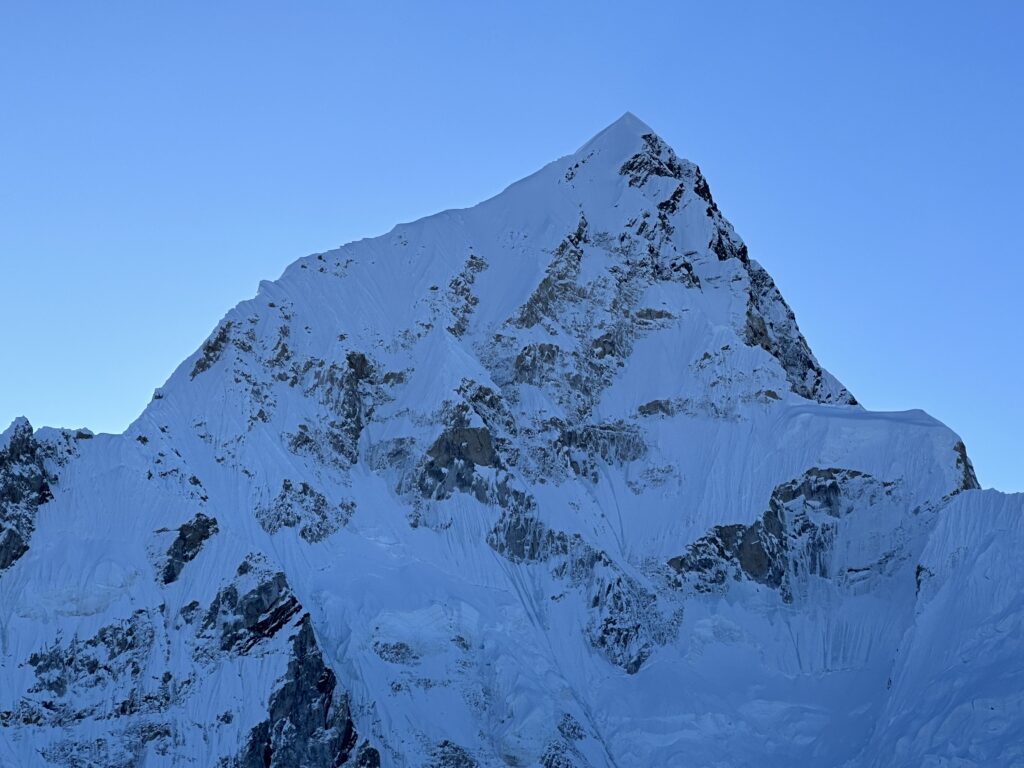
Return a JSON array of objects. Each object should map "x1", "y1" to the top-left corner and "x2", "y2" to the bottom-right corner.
[{"x1": 2, "y1": 113, "x2": 1021, "y2": 767}]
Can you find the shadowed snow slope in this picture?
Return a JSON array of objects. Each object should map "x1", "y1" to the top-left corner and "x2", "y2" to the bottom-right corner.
[{"x1": 1, "y1": 114, "x2": 1020, "y2": 767}]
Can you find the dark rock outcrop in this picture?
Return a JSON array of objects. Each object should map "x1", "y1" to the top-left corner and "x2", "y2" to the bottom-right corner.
[
  {"x1": 429, "y1": 740, "x2": 478, "y2": 768},
  {"x1": 18, "y1": 609, "x2": 160, "y2": 727},
  {"x1": 743, "y1": 261, "x2": 856, "y2": 405},
  {"x1": 202, "y1": 566, "x2": 303, "y2": 654},
  {"x1": 555, "y1": 421, "x2": 646, "y2": 481},
  {"x1": 161, "y1": 512, "x2": 219, "y2": 584},
  {"x1": 488, "y1": 504, "x2": 678, "y2": 674},
  {"x1": 236, "y1": 614, "x2": 375, "y2": 768},
  {"x1": 670, "y1": 468, "x2": 888, "y2": 602},
  {"x1": 953, "y1": 440, "x2": 980, "y2": 492},
  {"x1": 514, "y1": 342, "x2": 560, "y2": 385},
  {"x1": 515, "y1": 216, "x2": 589, "y2": 329},
  {"x1": 427, "y1": 427, "x2": 500, "y2": 470},
  {"x1": 256, "y1": 479, "x2": 354, "y2": 542},
  {"x1": 637, "y1": 399, "x2": 673, "y2": 417},
  {"x1": 619, "y1": 133, "x2": 684, "y2": 187},
  {"x1": 448, "y1": 253, "x2": 488, "y2": 337},
  {"x1": 191, "y1": 321, "x2": 235, "y2": 379},
  {"x1": 0, "y1": 418, "x2": 54, "y2": 571},
  {"x1": 417, "y1": 424, "x2": 502, "y2": 502},
  {"x1": 303, "y1": 350, "x2": 382, "y2": 466}
]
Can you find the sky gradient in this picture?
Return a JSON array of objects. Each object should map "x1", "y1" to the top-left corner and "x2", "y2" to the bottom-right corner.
[{"x1": 1, "y1": 3, "x2": 1021, "y2": 491}]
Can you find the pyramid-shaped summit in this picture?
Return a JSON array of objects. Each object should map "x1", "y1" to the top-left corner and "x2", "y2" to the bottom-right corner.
[{"x1": 2, "y1": 116, "x2": 1020, "y2": 768}]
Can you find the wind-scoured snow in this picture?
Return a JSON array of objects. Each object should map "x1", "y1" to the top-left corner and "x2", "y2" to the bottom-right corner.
[{"x1": 0, "y1": 113, "x2": 1020, "y2": 767}]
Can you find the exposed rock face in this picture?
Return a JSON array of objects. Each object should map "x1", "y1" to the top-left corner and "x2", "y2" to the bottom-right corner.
[
  {"x1": 256, "y1": 479, "x2": 354, "y2": 542},
  {"x1": 0, "y1": 418, "x2": 54, "y2": 571},
  {"x1": 20, "y1": 610, "x2": 157, "y2": 725},
  {"x1": 295, "y1": 350, "x2": 382, "y2": 466},
  {"x1": 161, "y1": 512, "x2": 219, "y2": 584},
  {"x1": 488, "y1": 503, "x2": 681, "y2": 674},
  {"x1": 236, "y1": 615, "x2": 373, "y2": 768},
  {"x1": 513, "y1": 342, "x2": 560, "y2": 385},
  {"x1": 953, "y1": 440, "x2": 981, "y2": 491},
  {"x1": 670, "y1": 468, "x2": 904, "y2": 603},
  {"x1": 427, "y1": 426, "x2": 500, "y2": 471},
  {"x1": 0, "y1": 114, "x2": 1012, "y2": 767},
  {"x1": 416, "y1": 423, "x2": 502, "y2": 504},
  {"x1": 447, "y1": 253, "x2": 488, "y2": 337},
  {"x1": 514, "y1": 215, "x2": 590, "y2": 330},
  {"x1": 619, "y1": 132, "x2": 685, "y2": 187},
  {"x1": 201, "y1": 562, "x2": 304, "y2": 655},
  {"x1": 743, "y1": 261, "x2": 856, "y2": 404},
  {"x1": 428, "y1": 740, "x2": 478, "y2": 768},
  {"x1": 191, "y1": 321, "x2": 235, "y2": 379},
  {"x1": 555, "y1": 421, "x2": 646, "y2": 480}
]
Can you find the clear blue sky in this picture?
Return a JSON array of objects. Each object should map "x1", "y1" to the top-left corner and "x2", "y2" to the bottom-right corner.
[{"x1": 1, "y1": 3, "x2": 1021, "y2": 492}]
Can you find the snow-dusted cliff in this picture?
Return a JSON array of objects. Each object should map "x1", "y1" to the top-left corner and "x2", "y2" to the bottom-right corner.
[{"x1": 1, "y1": 114, "x2": 1020, "y2": 767}]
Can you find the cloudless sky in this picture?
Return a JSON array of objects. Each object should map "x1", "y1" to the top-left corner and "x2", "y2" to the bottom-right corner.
[{"x1": 1, "y1": 2, "x2": 1021, "y2": 491}]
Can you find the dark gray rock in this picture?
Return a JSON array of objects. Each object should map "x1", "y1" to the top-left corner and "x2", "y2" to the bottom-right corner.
[
  {"x1": 0, "y1": 526, "x2": 28, "y2": 573},
  {"x1": 190, "y1": 321, "x2": 234, "y2": 379},
  {"x1": 488, "y1": 507, "x2": 575, "y2": 565},
  {"x1": 19, "y1": 610, "x2": 160, "y2": 727},
  {"x1": 555, "y1": 422, "x2": 646, "y2": 481},
  {"x1": 515, "y1": 216, "x2": 589, "y2": 329},
  {"x1": 256, "y1": 479, "x2": 353, "y2": 543},
  {"x1": 448, "y1": 253, "x2": 488, "y2": 337},
  {"x1": 202, "y1": 568, "x2": 303, "y2": 654},
  {"x1": 953, "y1": 440, "x2": 980, "y2": 492},
  {"x1": 513, "y1": 342, "x2": 560, "y2": 385},
  {"x1": 588, "y1": 570, "x2": 667, "y2": 674},
  {"x1": 488, "y1": 503, "x2": 678, "y2": 674},
  {"x1": 634, "y1": 308, "x2": 676, "y2": 322},
  {"x1": 458, "y1": 380, "x2": 517, "y2": 437},
  {"x1": 669, "y1": 468, "x2": 886, "y2": 602},
  {"x1": 304, "y1": 350, "x2": 382, "y2": 465},
  {"x1": 637, "y1": 399, "x2": 673, "y2": 417},
  {"x1": 429, "y1": 740, "x2": 478, "y2": 768},
  {"x1": 427, "y1": 427, "x2": 499, "y2": 469},
  {"x1": 710, "y1": 223, "x2": 749, "y2": 264},
  {"x1": 373, "y1": 640, "x2": 420, "y2": 665},
  {"x1": 0, "y1": 418, "x2": 55, "y2": 572},
  {"x1": 591, "y1": 332, "x2": 617, "y2": 359},
  {"x1": 557, "y1": 713, "x2": 586, "y2": 742},
  {"x1": 161, "y1": 512, "x2": 219, "y2": 584},
  {"x1": 417, "y1": 423, "x2": 502, "y2": 503},
  {"x1": 353, "y1": 741, "x2": 382, "y2": 767},
  {"x1": 236, "y1": 614, "x2": 373, "y2": 768},
  {"x1": 619, "y1": 133, "x2": 684, "y2": 187},
  {"x1": 743, "y1": 261, "x2": 857, "y2": 405}
]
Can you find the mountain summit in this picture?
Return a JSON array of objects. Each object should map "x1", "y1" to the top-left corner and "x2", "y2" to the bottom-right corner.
[{"x1": 1, "y1": 117, "x2": 1020, "y2": 767}]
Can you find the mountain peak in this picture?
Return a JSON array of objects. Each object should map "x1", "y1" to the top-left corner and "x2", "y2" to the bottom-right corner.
[
  {"x1": 0, "y1": 117, "x2": 1013, "y2": 768},
  {"x1": 575, "y1": 110, "x2": 660, "y2": 158},
  {"x1": 598, "y1": 110, "x2": 656, "y2": 138}
]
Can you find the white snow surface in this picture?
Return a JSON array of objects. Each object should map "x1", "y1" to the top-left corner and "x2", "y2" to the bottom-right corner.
[{"x1": 1, "y1": 113, "x2": 1021, "y2": 767}]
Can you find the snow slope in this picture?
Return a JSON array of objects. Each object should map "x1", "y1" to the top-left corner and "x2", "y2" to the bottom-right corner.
[{"x1": 1, "y1": 113, "x2": 1020, "y2": 767}]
